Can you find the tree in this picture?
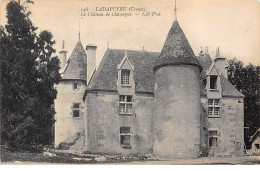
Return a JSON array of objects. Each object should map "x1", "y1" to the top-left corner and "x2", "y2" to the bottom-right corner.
[
  {"x1": 228, "y1": 58, "x2": 260, "y2": 149},
  {"x1": 0, "y1": 0, "x2": 61, "y2": 149}
]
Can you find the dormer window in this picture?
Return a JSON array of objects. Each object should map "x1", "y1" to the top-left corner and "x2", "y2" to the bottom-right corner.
[
  {"x1": 121, "y1": 69, "x2": 130, "y2": 85},
  {"x1": 210, "y1": 75, "x2": 217, "y2": 90}
]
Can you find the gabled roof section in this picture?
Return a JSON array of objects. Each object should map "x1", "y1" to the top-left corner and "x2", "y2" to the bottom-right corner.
[
  {"x1": 62, "y1": 41, "x2": 87, "y2": 80},
  {"x1": 197, "y1": 55, "x2": 244, "y2": 98},
  {"x1": 153, "y1": 21, "x2": 202, "y2": 71},
  {"x1": 117, "y1": 51, "x2": 134, "y2": 70},
  {"x1": 207, "y1": 62, "x2": 221, "y2": 76},
  {"x1": 88, "y1": 49, "x2": 159, "y2": 93}
]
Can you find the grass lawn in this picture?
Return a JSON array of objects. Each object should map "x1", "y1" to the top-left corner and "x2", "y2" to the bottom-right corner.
[
  {"x1": 1, "y1": 150, "x2": 260, "y2": 164},
  {"x1": 1, "y1": 151, "x2": 99, "y2": 164}
]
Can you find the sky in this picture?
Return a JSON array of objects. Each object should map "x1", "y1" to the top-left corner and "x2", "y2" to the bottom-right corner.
[{"x1": 0, "y1": 0, "x2": 260, "y2": 66}]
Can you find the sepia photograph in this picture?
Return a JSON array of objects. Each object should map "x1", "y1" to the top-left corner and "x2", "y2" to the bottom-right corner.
[{"x1": 0, "y1": 0, "x2": 260, "y2": 166}]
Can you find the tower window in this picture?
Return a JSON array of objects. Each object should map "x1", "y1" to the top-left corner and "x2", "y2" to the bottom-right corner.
[
  {"x1": 73, "y1": 103, "x2": 80, "y2": 118},
  {"x1": 121, "y1": 69, "x2": 130, "y2": 85},
  {"x1": 119, "y1": 95, "x2": 133, "y2": 115},
  {"x1": 120, "y1": 127, "x2": 131, "y2": 149},
  {"x1": 73, "y1": 83, "x2": 78, "y2": 90},
  {"x1": 208, "y1": 99, "x2": 220, "y2": 117},
  {"x1": 210, "y1": 75, "x2": 218, "y2": 90}
]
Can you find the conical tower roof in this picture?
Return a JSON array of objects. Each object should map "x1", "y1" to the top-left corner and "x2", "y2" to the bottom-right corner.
[
  {"x1": 154, "y1": 21, "x2": 202, "y2": 71},
  {"x1": 62, "y1": 41, "x2": 87, "y2": 80}
]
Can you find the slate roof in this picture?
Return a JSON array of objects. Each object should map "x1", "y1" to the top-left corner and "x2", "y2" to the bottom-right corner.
[
  {"x1": 197, "y1": 54, "x2": 244, "y2": 98},
  {"x1": 87, "y1": 49, "x2": 159, "y2": 93},
  {"x1": 87, "y1": 49, "x2": 244, "y2": 98},
  {"x1": 62, "y1": 41, "x2": 87, "y2": 80},
  {"x1": 153, "y1": 21, "x2": 202, "y2": 71}
]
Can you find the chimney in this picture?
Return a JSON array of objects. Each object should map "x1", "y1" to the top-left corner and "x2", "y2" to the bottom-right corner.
[
  {"x1": 214, "y1": 47, "x2": 228, "y2": 78},
  {"x1": 59, "y1": 41, "x2": 67, "y2": 69},
  {"x1": 86, "y1": 44, "x2": 97, "y2": 83}
]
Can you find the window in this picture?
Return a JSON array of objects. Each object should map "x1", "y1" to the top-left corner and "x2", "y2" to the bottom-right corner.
[
  {"x1": 209, "y1": 130, "x2": 218, "y2": 148},
  {"x1": 120, "y1": 127, "x2": 131, "y2": 148},
  {"x1": 208, "y1": 99, "x2": 220, "y2": 117},
  {"x1": 210, "y1": 75, "x2": 218, "y2": 89},
  {"x1": 73, "y1": 83, "x2": 78, "y2": 90},
  {"x1": 77, "y1": 132, "x2": 81, "y2": 137},
  {"x1": 121, "y1": 69, "x2": 130, "y2": 85},
  {"x1": 256, "y1": 144, "x2": 260, "y2": 149},
  {"x1": 73, "y1": 103, "x2": 80, "y2": 118},
  {"x1": 119, "y1": 95, "x2": 133, "y2": 114}
]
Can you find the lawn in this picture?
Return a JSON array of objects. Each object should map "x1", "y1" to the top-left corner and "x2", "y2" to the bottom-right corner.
[{"x1": 1, "y1": 149, "x2": 260, "y2": 165}]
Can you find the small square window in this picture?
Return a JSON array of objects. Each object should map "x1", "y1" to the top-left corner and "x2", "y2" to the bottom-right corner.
[
  {"x1": 120, "y1": 127, "x2": 130, "y2": 134},
  {"x1": 209, "y1": 137, "x2": 218, "y2": 148},
  {"x1": 77, "y1": 132, "x2": 81, "y2": 137},
  {"x1": 208, "y1": 107, "x2": 213, "y2": 115},
  {"x1": 255, "y1": 144, "x2": 260, "y2": 149},
  {"x1": 119, "y1": 104, "x2": 125, "y2": 113},
  {"x1": 126, "y1": 104, "x2": 132, "y2": 113},
  {"x1": 73, "y1": 83, "x2": 78, "y2": 90},
  {"x1": 73, "y1": 103, "x2": 80, "y2": 109},
  {"x1": 73, "y1": 110, "x2": 80, "y2": 117},
  {"x1": 208, "y1": 99, "x2": 213, "y2": 105},
  {"x1": 214, "y1": 99, "x2": 219, "y2": 105},
  {"x1": 119, "y1": 95, "x2": 125, "y2": 102},
  {"x1": 210, "y1": 75, "x2": 217, "y2": 89},
  {"x1": 127, "y1": 96, "x2": 132, "y2": 102},
  {"x1": 214, "y1": 107, "x2": 220, "y2": 115},
  {"x1": 73, "y1": 103, "x2": 80, "y2": 118}
]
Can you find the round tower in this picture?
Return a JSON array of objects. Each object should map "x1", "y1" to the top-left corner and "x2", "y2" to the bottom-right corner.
[{"x1": 153, "y1": 20, "x2": 202, "y2": 158}]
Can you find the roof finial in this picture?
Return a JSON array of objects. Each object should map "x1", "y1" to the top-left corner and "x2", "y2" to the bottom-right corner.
[
  {"x1": 78, "y1": 19, "x2": 81, "y2": 41},
  {"x1": 205, "y1": 46, "x2": 209, "y2": 55},
  {"x1": 216, "y1": 47, "x2": 220, "y2": 58},
  {"x1": 125, "y1": 50, "x2": 128, "y2": 58},
  {"x1": 174, "y1": 0, "x2": 177, "y2": 21},
  {"x1": 199, "y1": 46, "x2": 204, "y2": 56},
  {"x1": 78, "y1": 7, "x2": 81, "y2": 41},
  {"x1": 62, "y1": 40, "x2": 65, "y2": 49},
  {"x1": 106, "y1": 40, "x2": 111, "y2": 49}
]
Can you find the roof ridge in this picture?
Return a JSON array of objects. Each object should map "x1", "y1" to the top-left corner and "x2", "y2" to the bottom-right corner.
[{"x1": 107, "y1": 48, "x2": 160, "y2": 54}]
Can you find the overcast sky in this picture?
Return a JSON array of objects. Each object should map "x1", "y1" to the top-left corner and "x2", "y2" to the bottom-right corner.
[{"x1": 1, "y1": 0, "x2": 260, "y2": 66}]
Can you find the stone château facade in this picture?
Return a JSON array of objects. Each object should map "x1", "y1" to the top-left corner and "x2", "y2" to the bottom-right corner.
[{"x1": 54, "y1": 19, "x2": 244, "y2": 158}]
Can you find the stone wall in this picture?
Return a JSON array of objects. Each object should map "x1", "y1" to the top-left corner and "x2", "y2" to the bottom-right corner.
[
  {"x1": 201, "y1": 97, "x2": 244, "y2": 156},
  {"x1": 54, "y1": 80, "x2": 86, "y2": 147},
  {"x1": 85, "y1": 91, "x2": 154, "y2": 154}
]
